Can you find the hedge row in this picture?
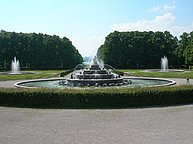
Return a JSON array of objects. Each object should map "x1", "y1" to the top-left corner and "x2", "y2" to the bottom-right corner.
[
  {"x1": 0, "y1": 86, "x2": 193, "y2": 108},
  {"x1": 189, "y1": 66, "x2": 193, "y2": 70},
  {"x1": 60, "y1": 69, "x2": 73, "y2": 77},
  {"x1": 114, "y1": 70, "x2": 124, "y2": 76}
]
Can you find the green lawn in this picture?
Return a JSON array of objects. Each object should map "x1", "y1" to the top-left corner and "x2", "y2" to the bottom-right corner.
[
  {"x1": 1, "y1": 69, "x2": 193, "y2": 81},
  {"x1": 0, "y1": 70, "x2": 63, "y2": 81},
  {"x1": 119, "y1": 69, "x2": 193, "y2": 79}
]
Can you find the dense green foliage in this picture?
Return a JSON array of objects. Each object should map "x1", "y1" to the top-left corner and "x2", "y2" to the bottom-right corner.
[
  {"x1": 0, "y1": 30, "x2": 83, "y2": 70},
  {"x1": 189, "y1": 66, "x2": 193, "y2": 70},
  {"x1": 60, "y1": 69, "x2": 74, "y2": 77},
  {"x1": 98, "y1": 31, "x2": 193, "y2": 69},
  {"x1": 175, "y1": 32, "x2": 193, "y2": 67},
  {"x1": 0, "y1": 86, "x2": 193, "y2": 108}
]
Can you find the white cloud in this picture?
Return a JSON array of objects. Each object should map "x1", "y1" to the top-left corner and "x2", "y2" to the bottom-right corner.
[
  {"x1": 111, "y1": 12, "x2": 193, "y2": 37},
  {"x1": 170, "y1": 23, "x2": 193, "y2": 36},
  {"x1": 163, "y1": 4, "x2": 176, "y2": 12},
  {"x1": 154, "y1": 12, "x2": 175, "y2": 22},
  {"x1": 149, "y1": 6, "x2": 160, "y2": 12},
  {"x1": 149, "y1": 1, "x2": 176, "y2": 13},
  {"x1": 111, "y1": 13, "x2": 175, "y2": 32}
]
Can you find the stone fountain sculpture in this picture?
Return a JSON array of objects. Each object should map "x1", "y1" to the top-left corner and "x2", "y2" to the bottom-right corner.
[{"x1": 66, "y1": 56, "x2": 124, "y2": 86}]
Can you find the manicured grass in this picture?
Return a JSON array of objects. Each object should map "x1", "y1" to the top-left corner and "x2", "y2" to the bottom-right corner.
[
  {"x1": 1, "y1": 69, "x2": 192, "y2": 81},
  {"x1": 0, "y1": 70, "x2": 63, "y2": 81},
  {"x1": 119, "y1": 69, "x2": 193, "y2": 79}
]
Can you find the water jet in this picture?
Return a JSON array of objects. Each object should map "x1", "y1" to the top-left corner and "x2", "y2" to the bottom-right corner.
[{"x1": 14, "y1": 56, "x2": 176, "y2": 88}]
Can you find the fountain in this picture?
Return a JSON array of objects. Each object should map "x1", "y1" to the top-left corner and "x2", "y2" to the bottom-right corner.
[
  {"x1": 144, "y1": 56, "x2": 184, "y2": 73},
  {"x1": 14, "y1": 55, "x2": 176, "y2": 88},
  {"x1": 10, "y1": 57, "x2": 21, "y2": 74},
  {"x1": 0, "y1": 57, "x2": 35, "y2": 75},
  {"x1": 160, "y1": 56, "x2": 168, "y2": 72},
  {"x1": 67, "y1": 56, "x2": 124, "y2": 86}
]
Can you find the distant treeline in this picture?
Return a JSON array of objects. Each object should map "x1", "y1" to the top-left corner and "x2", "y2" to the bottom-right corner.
[
  {"x1": 0, "y1": 30, "x2": 83, "y2": 70},
  {"x1": 97, "y1": 31, "x2": 193, "y2": 69}
]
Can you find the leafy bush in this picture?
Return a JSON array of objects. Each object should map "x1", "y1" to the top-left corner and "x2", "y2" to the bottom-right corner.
[
  {"x1": 60, "y1": 69, "x2": 73, "y2": 77},
  {"x1": 189, "y1": 66, "x2": 193, "y2": 70},
  {"x1": 114, "y1": 70, "x2": 124, "y2": 76},
  {"x1": 0, "y1": 86, "x2": 193, "y2": 108}
]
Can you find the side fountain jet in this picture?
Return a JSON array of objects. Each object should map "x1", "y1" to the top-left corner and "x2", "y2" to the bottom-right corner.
[{"x1": 10, "y1": 57, "x2": 21, "y2": 74}]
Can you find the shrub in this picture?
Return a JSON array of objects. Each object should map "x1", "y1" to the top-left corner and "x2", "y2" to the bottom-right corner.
[
  {"x1": 189, "y1": 66, "x2": 193, "y2": 70},
  {"x1": 0, "y1": 86, "x2": 193, "y2": 108},
  {"x1": 114, "y1": 70, "x2": 124, "y2": 76},
  {"x1": 60, "y1": 69, "x2": 73, "y2": 77}
]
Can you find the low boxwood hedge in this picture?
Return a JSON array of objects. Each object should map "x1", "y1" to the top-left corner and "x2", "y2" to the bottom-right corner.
[
  {"x1": 189, "y1": 66, "x2": 193, "y2": 70},
  {"x1": 0, "y1": 86, "x2": 193, "y2": 108},
  {"x1": 60, "y1": 69, "x2": 73, "y2": 77}
]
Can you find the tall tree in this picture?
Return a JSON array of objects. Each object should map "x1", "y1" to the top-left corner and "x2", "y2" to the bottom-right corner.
[
  {"x1": 184, "y1": 32, "x2": 193, "y2": 66},
  {"x1": 97, "y1": 31, "x2": 178, "y2": 69},
  {"x1": 174, "y1": 32, "x2": 190, "y2": 68},
  {"x1": 0, "y1": 30, "x2": 83, "y2": 70}
]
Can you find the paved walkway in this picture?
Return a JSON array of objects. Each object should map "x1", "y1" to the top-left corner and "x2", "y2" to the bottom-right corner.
[
  {"x1": 168, "y1": 78, "x2": 192, "y2": 85},
  {"x1": 1, "y1": 105, "x2": 193, "y2": 144},
  {"x1": 0, "y1": 80, "x2": 21, "y2": 88}
]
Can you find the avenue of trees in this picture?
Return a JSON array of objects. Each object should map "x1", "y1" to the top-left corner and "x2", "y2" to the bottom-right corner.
[
  {"x1": 97, "y1": 31, "x2": 193, "y2": 69},
  {"x1": 0, "y1": 30, "x2": 83, "y2": 70},
  {"x1": 1, "y1": 30, "x2": 193, "y2": 70}
]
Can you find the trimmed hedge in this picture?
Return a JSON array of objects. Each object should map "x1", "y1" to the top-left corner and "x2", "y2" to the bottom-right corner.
[
  {"x1": 60, "y1": 69, "x2": 73, "y2": 77},
  {"x1": 114, "y1": 70, "x2": 124, "y2": 76},
  {"x1": 189, "y1": 66, "x2": 193, "y2": 70},
  {"x1": 0, "y1": 86, "x2": 193, "y2": 108}
]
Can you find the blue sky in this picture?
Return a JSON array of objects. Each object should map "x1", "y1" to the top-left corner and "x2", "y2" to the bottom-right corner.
[{"x1": 0, "y1": 0, "x2": 193, "y2": 56}]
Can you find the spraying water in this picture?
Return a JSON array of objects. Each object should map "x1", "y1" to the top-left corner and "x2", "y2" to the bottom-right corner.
[
  {"x1": 161, "y1": 56, "x2": 168, "y2": 72},
  {"x1": 90, "y1": 55, "x2": 104, "y2": 69},
  {"x1": 10, "y1": 57, "x2": 21, "y2": 74}
]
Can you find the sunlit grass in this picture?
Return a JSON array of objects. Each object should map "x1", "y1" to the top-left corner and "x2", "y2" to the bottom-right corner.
[
  {"x1": 119, "y1": 69, "x2": 193, "y2": 78},
  {"x1": 1, "y1": 69, "x2": 193, "y2": 81},
  {"x1": 0, "y1": 70, "x2": 63, "y2": 81}
]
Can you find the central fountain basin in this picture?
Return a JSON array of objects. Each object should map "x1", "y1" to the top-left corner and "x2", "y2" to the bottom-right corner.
[{"x1": 14, "y1": 77, "x2": 176, "y2": 88}]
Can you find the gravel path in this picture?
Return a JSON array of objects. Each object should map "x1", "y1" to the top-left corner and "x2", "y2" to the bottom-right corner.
[
  {"x1": 1, "y1": 105, "x2": 193, "y2": 144},
  {"x1": 0, "y1": 80, "x2": 21, "y2": 88}
]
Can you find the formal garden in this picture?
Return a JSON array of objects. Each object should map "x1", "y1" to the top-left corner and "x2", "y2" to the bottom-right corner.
[{"x1": 0, "y1": 30, "x2": 193, "y2": 108}]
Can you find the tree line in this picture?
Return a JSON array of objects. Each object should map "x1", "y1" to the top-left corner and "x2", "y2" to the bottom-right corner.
[
  {"x1": 97, "y1": 31, "x2": 193, "y2": 69},
  {"x1": 0, "y1": 30, "x2": 83, "y2": 70}
]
